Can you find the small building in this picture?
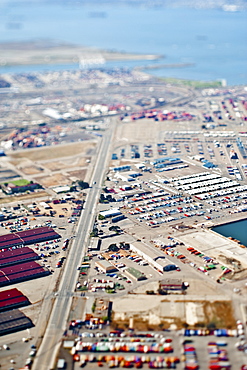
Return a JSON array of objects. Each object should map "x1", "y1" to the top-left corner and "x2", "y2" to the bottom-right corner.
[
  {"x1": 88, "y1": 238, "x2": 102, "y2": 251},
  {"x1": 125, "y1": 267, "x2": 146, "y2": 281},
  {"x1": 95, "y1": 260, "x2": 118, "y2": 274},
  {"x1": 39, "y1": 201, "x2": 52, "y2": 209},
  {"x1": 159, "y1": 278, "x2": 183, "y2": 293},
  {"x1": 52, "y1": 185, "x2": 71, "y2": 194},
  {"x1": 112, "y1": 215, "x2": 126, "y2": 223},
  {"x1": 99, "y1": 208, "x2": 121, "y2": 219},
  {"x1": 101, "y1": 248, "x2": 130, "y2": 260}
]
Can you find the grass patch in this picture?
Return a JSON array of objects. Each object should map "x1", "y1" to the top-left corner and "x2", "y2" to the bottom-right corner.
[
  {"x1": 159, "y1": 77, "x2": 222, "y2": 89},
  {"x1": 11, "y1": 179, "x2": 30, "y2": 186}
]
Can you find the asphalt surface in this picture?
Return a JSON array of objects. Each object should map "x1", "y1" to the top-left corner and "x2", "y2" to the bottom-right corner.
[{"x1": 32, "y1": 119, "x2": 115, "y2": 370}]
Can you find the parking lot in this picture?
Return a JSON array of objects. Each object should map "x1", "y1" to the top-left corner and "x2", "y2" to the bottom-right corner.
[{"x1": 65, "y1": 329, "x2": 247, "y2": 369}]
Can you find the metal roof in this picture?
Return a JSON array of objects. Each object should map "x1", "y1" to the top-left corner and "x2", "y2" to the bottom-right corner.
[
  {"x1": 0, "y1": 309, "x2": 33, "y2": 335},
  {"x1": 0, "y1": 247, "x2": 39, "y2": 267},
  {"x1": 0, "y1": 226, "x2": 60, "y2": 249},
  {"x1": 0, "y1": 261, "x2": 49, "y2": 287}
]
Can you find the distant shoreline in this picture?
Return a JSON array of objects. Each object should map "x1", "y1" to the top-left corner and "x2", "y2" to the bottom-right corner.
[
  {"x1": 134, "y1": 63, "x2": 195, "y2": 71},
  {"x1": 0, "y1": 40, "x2": 163, "y2": 67}
]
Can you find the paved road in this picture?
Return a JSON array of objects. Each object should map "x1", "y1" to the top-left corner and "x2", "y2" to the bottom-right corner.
[{"x1": 32, "y1": 119, "x2": 115, "y2": 370}]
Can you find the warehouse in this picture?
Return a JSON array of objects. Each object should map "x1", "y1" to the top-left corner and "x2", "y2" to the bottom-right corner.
[
  {"x1": 130, "y1": 242, "x2": 168, "y2": 272},
  {"x1": 125, "y1": 267, "x2": 146, "y2": 281},
  {"x1": 39, "y1": 201, "x2": 52, "y2": 209},
  {"x1": 95, "y1": 260, "x2": 118, "y2": 274},
  {"x1": 159, "y1": 279, "x2": 184, "y2": 293},
  {"x1": 0, "y1": 261, "x2": 50, "y2": 287},
  {"x1": 52, "y1": 185, "x2": 71, "y2": 194},
  {"x1": 0, "y1": 226, "x2": 60, "y2": 249},
  {"x1": 0, "y1": 233, "x2": 23, "y2": 248},
  {"x1": 0, "y1": 247, "x2": 39, "y2": 267},
  {"x1": 0, "y1": 309, "x2": 33, "y2": 336},
  {"x1": 16, "y1": 226, "x2": 61, "y2": 245},
  {"x1": 0, "y1": 288, "x2": 30, "y2": 312},
  {"x1": 99, "y1": 208, "x2": 122, "y2": 219}
]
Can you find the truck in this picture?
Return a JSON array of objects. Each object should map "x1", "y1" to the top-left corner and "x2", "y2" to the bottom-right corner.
[
  {"x1": 62, "y1": 239, "x2": 69, "y2": 250},
  {"x1": 57, "y1": 358, "x2": 66, "y2": 369}
]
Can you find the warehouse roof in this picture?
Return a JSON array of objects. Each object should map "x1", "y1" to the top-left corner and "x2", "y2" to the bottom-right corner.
[
  {"x1": 160, "y1": 278, "x2": 183, "y2": 286},
  {"x1": 95, "y1": 260, "x2": 118, "y2": 272},
  {"x1": 126, "y1": 267, "x2": 146, "y2": 281},
  {"x1": 0, "y1": 247, "x2": 39, "y2": 267},
  {"x1": 0, "y1": 261, "x2": 49, "y2": 287},
  {"x1": 0, "y1": 309, "x2": 33, "y2": 335},
  {"x1": 0, "y1": 288, "x2": 30, "y2": 311},
  {"x1": 0, "y1": 226, "x2": 60, "y2": 249},
  {"x1": 99, "y1": 208, "x2": 121, "y2": 218}
]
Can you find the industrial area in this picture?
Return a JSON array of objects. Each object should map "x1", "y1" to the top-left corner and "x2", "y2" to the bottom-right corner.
[{"x1": 0, "y1": 64, "x2": 247, "y2": 370}]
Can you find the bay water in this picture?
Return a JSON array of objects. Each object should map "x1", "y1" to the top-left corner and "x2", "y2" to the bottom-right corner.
[{"x1": 0, "y1": 3, "x2": 246, "y2": 85}]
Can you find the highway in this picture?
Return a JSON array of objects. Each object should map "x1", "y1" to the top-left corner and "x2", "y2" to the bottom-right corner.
[{"x1": 32, "y1": 119, "x2": 115, "y2": 370}]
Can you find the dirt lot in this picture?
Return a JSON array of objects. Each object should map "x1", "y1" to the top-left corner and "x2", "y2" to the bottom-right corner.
[
  {"x1": 0, "y1": 190, "x2": 48, "y2": 204},
  {"x1": 9, "y1": 141, "x2": 96, "y2": 162},
  {"x1": 67, "y1": 169, "x2": 87, "y2": 181},
  {"x1": 37, "y1": 173, "x2": 70, "y2": 187},
  {"x1": 116, "y1": 119, "x2": 159, "y2": 145},
  {"x1": 43, "y1": 157, "x2": 89, "y2": 171},
  {"x1": 21, "y1": 165, "x2": 44, "y2": 175},
  {"x1": 203, "y1": 300, "x2": 235, "y2": 328},
  {"x1": 111, "y1": 296, "x2": 235, "y2": 331}
]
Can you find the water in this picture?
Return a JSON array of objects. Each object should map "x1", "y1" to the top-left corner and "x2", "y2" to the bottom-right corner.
[
  {"x1": 212, "y1": 219, "x2": 247, "y2": 246},
  {"x1": 0, "y1": 3, "x2": 246, "y2": 85}
]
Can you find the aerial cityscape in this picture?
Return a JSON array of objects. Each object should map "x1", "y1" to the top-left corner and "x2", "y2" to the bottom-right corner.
[{"x1": 0, "y1": 1, "x2": 247, "y2": 370}]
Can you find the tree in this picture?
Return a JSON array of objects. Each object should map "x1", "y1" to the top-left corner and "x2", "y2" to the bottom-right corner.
[
  {"x1": 109, "y1": 225, "x2": 121, "y2": 232},
  {"x1": 91, "y1": 300, "x2": 96, "y2": 313},
  {"x1": 108, "y1": 244, "x2": 119, "y2": 252},
  {"x1": 78, "y1": 180, "x2": 89, "y2": 189}
]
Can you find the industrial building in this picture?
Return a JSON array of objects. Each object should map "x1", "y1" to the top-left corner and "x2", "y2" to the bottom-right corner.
[
  {"x1": 52, "y1": 185, "x2": 71, "y2": 194},
  {"x1": 0, "y1": 226, "x2": 60, "y2": 249},
  {"x1": 99, "y1": 208, "x2": 122, "y2": 219},
  {"x1": 114, "y1": 171, "x2": 142, "y2": 182},
  {"x1": 0, "y1": 246, "x2": 39, "y2": 267},
  {"x1": 159, "y1": 279, "x2": 184, "y2": 293},
  {"x1": 0, "y1": 288, "x2": 30, "y2": 312},
  {"x1": 130, "y1": 242, "x2": 168, "y2": 272},
  {"x1": 95, "y1": 260, "x2": 118, "y2": 274},
  {"x1": 125, "y1": 267, "x2": 146, "y2": 281},
  {"x1": 0, "y1": 261, "x2": 50, "y2": 287},
  {"x1": 0, "y1": 309, "x2": 33, "y2": 336}
]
